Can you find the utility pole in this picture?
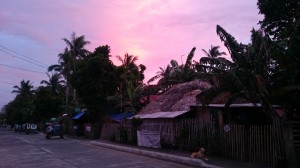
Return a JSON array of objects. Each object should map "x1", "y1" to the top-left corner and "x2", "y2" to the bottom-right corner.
[
  {"x1": 66, "y1": 86, "x2": 69, "y2": 114},
  {"x1": 181, "y1": 55, "x2": 185, "y2": 65},
  {"x1": 121, "y1": 82, "x2": 123, "y2": 113}
]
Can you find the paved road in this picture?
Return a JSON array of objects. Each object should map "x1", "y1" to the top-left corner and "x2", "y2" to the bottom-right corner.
[{"x1": 0, "y1": 128, "x2": 198, "y2": 168}]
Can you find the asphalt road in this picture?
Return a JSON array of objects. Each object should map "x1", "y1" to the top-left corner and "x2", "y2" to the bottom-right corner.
[{"x1": 0, "y1": 127, "x2": 197, "y2": 168}]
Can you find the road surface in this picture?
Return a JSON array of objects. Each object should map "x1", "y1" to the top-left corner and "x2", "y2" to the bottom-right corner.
[{"x1": 0, "y1": 127, "x2": 198, "y2": 168}]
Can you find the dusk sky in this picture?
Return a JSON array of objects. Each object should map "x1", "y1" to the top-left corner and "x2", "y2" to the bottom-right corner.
[{"x1": 0, "y1": 0, "x2": 262, "y2": 109}]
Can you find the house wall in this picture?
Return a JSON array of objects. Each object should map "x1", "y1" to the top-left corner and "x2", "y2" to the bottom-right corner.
[
  {"x1": 100, "y1": 123, "x2": 120, "y2": 141},
  {"x1": 193, "y1": 107, "x2": 224, "y2": 128},
  {"x1": 140, "y1": 119, "x2": 175, "y2": 145},
  {"x1": 195, "y1": 108, "x2": 211, "y2": 123}
]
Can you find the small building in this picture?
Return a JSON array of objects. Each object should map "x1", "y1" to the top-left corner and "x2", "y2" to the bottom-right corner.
[
  {"x1": 71, "y1": 111, "x2": 87, "y2": 136},
  {"x1": 131, "y1": 110, "x2": 196, "y2": 146},
  {"x1": 100, "y1": 112, "x2": 133, "y2": 141}
]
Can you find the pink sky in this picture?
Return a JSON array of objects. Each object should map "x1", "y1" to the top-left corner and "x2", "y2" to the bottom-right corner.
[{"x1": 0, "y1": 0, "x2": 262, "y2": 109}]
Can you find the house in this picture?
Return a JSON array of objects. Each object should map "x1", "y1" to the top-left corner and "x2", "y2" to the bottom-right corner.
[
  {"x1": 130, "y1": 80, "x2": 211, "y2": 146},
  {"x1": 129, "y1": 80, "x2": 296, "y2": 167},
  {"x1": 132, "y1": 110, "x2": 196, "y2": 146},
  {"x1": 190, "y1": 103, "x2": 283, "y2": 127},
  {"x1": 100, "y1": 112, "x2": 133, "y2": 141},
  {"x1": 132, "y1": 80, "x2": 284, "y2": 147}
]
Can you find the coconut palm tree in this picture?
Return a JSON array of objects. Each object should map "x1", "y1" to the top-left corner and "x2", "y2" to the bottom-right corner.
[
  {"x1": 196, "y1": 45, "x2": 231, "y2": 74},
  {"x1": 40, "y1": 73, "x2": 65, "y2": 95},
  {"x1": 48, "y1": 33, "x2": 91, "y2": 105},
  {"x1": 48, "y1": 48, "x2": 72, "y2": 77},
  {"x1": 116, "y1": 53, "x2": 138, "y2": 69},
  {"x1": 12, "y1": 80, "x2": 35, "y2": 97},
  {"x1": 47, "y1": 48, "x2": 73, "y2": 107},
  {"x1": 49, "y1": 32, "x2": 90, "y2": 75},
  {"x1": 148, "y1": 47, "x2": 198, "y2": 92},
  {"x1": 147, "y1": 65, "x2": 172, "y2": 84},
  {"x1": 115, "y1": 53, "x2": 146, "y2": 112},
  {"x1": 147, "y1": 65, "x2": 173, "y2": 93},
  {"x1": 63, "y1": 32, "x2": 91, "y2": 60},
  {"x1": 116, "y1": 53, "x2": 139, "y2": 84},
  {"x1": 202, "y1": 45, "x2": 226, "y2": 58}
]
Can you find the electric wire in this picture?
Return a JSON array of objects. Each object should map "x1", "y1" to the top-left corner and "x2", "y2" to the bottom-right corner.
[
  {"x1": 0, "y1": 45, "x2": 49, "y2": 66},
  {"x1": 0, "y1": 48, "x2": 48, "y2": 68},
  {"x1": 0, "y1": 80, "x2": 15, "y2": 85},
  {"x1": 0, "y1": 63, "x2": 46, "y2": 74},
  {"x1": 0, "y1": 45, "x2": 51, "y2": 107}
]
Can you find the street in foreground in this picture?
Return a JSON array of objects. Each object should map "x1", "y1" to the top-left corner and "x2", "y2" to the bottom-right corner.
[{"x1": 0, "y1": 128, "x2": 198, "y2": 168}]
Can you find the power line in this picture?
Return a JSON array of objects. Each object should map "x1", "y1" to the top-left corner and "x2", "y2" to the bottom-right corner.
[
  {"x1": 0, "y1": 63, "x2": 46, "y2": 74},
  {"x1": 0, "y1": 48, "x2": 48, "y2": 69},
  {"x1": 0, "y1": 45, "x2": 49, "y2": 67},
  {"x1": 0, "y1": 80, "x2": 15, "y2": 85}
]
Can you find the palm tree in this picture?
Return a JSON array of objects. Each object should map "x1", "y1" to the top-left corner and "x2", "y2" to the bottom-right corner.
[
  {"x1": 63, "y1": 32, "x2": 91, "y2": 60},
  {"x1": 115, "y1": 53, "x2": 147, "y2": 112},
  {"x1": 202, "y1": 45, "x2": 226, "y2": 58},
  {"x1": 147, "y1": 65, "x2": 172, "y2": 84},
  {"x1": 116, "y1": 53, "x2": 138, "y2": 69},
  {"x1": 197, "y1": 45, "x2": 230, "y2": 74},
  {"x1": 167, "y1": 47, "x2": 198, "y2": 84},
  {"x1": 48, "y1": 48, "x2": 72, "y2": 108},
  {"x1": 12, "y1": 80, "x2": 34, "y2": 97},
  {"x1": 62, "y1": 32, "x2": 90, "y2": 102},
  {"x1": 147, "y1": 65, "x2": 173, "y2": 93},
  {"x1": 49, "y1": 32, "x2": 90, "y2": 75},
  {"x1": 148, "y1": 47, "x2": 198, "y2": 92},
  {"x1": 116, "y1": 53, "x2": 142, "y2": 86},
  {"x1": 48, "y1": 48, "x2": 72, "y2": 77},
  {"x1": 40, "y1": 73, "x2": 65, "y2": 95},
  {"x1": 48, "y1": 33, "x2": 91, "y2": 104}
]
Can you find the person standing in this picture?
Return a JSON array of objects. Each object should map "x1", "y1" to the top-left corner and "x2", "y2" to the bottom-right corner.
[{"x1": 73, "y1": 124, "x2": 78, "y2": 137}]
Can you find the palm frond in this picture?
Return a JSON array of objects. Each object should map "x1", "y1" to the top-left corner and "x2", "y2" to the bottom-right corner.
[
  {"x1": 201, "y1": 49, "x2": 211, "y2": 57},
  {"x1": 216, "y1": 25, "x2": 242, "y2": 64},
  {"x1": 184, "y1": 47, "x2": 196, "y2": 70}
]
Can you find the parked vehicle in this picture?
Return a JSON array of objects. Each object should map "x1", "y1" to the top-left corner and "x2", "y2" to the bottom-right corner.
[
  {"x1": 21, "y1": 124, "x2": 26, "y2": 132},
  {"x1": 45, "y1": 123, "x2": 64, "y2": 139},
  {"x1": 14, "y1": 124, "x2": 21, "y2": 132},
  {"x1": 25, "y1": 123, "x2": 38, "y2": 134}
]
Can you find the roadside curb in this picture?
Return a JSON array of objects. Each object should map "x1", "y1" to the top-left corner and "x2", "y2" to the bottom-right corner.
[{"x1": 91, "y1": 141, "x2": 223, "y2": 168}]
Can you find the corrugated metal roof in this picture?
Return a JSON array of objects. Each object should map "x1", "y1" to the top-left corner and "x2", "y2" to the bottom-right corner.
[
  {"x1": 132, "y1": 111, "x2": 188, "y2": 119},
  {"x1": 110, "y1": 112, "x2": 133, "y2": 122},
  {"x1": 72, "y1": 112, "x2": 85, "y2": 120},
  {"x1": 194, "y1": 103, "x2": 281, "y2": 108}
]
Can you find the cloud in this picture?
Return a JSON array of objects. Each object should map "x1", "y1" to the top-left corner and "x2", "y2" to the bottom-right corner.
[{"x1": 0, "y1": 0, "x2": 262, "y2": 108}]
